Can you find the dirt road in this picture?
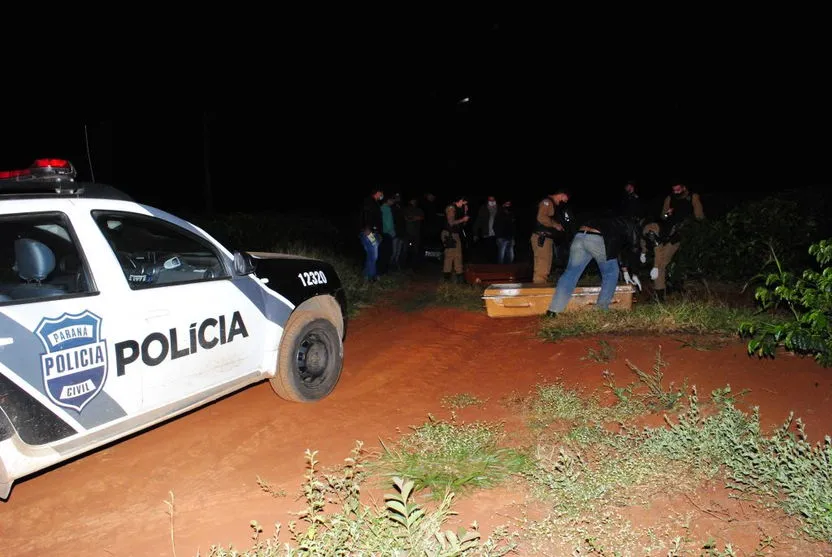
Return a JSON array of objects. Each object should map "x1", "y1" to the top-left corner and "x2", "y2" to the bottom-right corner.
[{"x1": 2, "y1": 295, "x2": 831, "y2": 556}]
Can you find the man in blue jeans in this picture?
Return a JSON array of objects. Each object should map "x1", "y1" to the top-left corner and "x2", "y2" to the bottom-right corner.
[
  {"x1": 359, "y1": 187, "x2": 384, "y2": 281},
  {"x1": 546, "y1": 215, "x2": 644, "y2": 316}
]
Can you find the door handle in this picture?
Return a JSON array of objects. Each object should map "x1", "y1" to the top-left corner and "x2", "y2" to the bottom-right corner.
[{"x1": 0, "y1": 337, "x2": 14, "y2": 347}]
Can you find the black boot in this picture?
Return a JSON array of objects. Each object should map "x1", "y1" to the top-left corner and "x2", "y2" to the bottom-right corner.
[
  {"x1": 443, "y1": 272, "x2": 452, "y2": 282},
  {"x1": 655, "y1": 289, "x2": 666, "y2": 302},
  {"x1": 454, "y1": 273, "x2": 465, "y2": 284}
]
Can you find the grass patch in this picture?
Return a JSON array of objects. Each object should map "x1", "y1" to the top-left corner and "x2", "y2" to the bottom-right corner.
[
  {"x1": 607, "y1": 347, "x2": 688, "y2": 412},
  {"x1": 518, "y1": 380, "x2": 832, "y2": 553},
  {"x1": 512, "y1": 349, "x2": 692, "y2": 433},
  {"x1": 539, "y1": 298, "x2": 785, "y2": 341},
  {"x1": 398, "y1": 282, "x2": 485, "y2": 313},
  {"x1": 374, "y1": 414, "x2": 533, "y2": 498},
  {"x1": 636, "y1": 389, "x2": 832, "y2": 542},
  {"x1": 203, "y1": 442, "x2": 520, "y2": 556},
  {"x1": 580, "y1": 339, "x2": 617, "y2": 362},
  {"x1": 199, "y1": 356, "x2": 830, "y2": 555},
  {"x1": 512, "y1": 379, "x2": 647, "y2": 434}
]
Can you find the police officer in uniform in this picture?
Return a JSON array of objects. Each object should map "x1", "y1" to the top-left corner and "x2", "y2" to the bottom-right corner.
[
  {"x1": 531, "y1": 189, "x2": 570, "y2": 284},
  {"x1": 643, "y1": 183, "x2": 704, "y2": 299},
  {"x1": 441, "y1": 196, "x2": 470, "y2": 282}
]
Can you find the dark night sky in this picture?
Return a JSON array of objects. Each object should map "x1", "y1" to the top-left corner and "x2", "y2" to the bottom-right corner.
[{"x1": 2, "y1": 21, "x2": 830, "y2": 220}]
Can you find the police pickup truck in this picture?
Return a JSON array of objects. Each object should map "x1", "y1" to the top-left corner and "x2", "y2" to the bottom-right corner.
[{"x1": 0, "y1": 159, "x2": 348, "y2": 500}]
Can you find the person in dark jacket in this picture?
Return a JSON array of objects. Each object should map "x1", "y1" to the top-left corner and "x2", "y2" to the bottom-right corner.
[
  {"x1": 494, "y1": 200, "x2": 516, "y2": 264},
  {"x1": 546, "y1": 215, "x2": 643, "y2": 315},
  {"x1": 473, "y1": 195, "x2": 499, "y2": 263},
  {"x1": 621, "y1": 181, "x2": 647, "y2": 225},
  {"x1": 359, "y1": 187, "x2": 384, "y2": 281}
]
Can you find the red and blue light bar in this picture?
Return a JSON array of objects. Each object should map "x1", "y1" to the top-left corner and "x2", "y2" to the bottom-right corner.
[{"x1": 0, "y1": 158, "x2": 77, "y2": 182}]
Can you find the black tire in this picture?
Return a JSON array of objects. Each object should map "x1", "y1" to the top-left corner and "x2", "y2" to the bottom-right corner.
[{"x1": 271, "y1": 312, "x2": 343, "y2": 402}]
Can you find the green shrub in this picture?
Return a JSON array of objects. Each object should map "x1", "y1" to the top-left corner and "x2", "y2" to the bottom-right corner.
[
  {"x1": 670, "y1": 194, "x2": 823, "y2": 284},
  {"x1": 739, "y1": 238, "x2": 832, "y2": 366}
]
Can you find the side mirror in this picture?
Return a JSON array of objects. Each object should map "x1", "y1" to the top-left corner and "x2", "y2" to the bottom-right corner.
[{"x1": 233, "y1": 251, "x2": 256, "y2": 276}]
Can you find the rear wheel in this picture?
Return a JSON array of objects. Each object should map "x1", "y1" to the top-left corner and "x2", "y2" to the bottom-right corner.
[{"x1": 271, "y1": 311, "x2": 343, "y2": 402}]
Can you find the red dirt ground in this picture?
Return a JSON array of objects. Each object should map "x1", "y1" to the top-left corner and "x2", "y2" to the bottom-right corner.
[{"x1": 1, "y1": 288, "x2": 831, "y2": 556}]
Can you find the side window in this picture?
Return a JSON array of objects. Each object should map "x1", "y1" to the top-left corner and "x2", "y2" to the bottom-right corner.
[
  {"x1": 91, "y1": 212, "x2": 230, "y2": 290},
  {"x1": 0, "y1": 212, "x2": 95, "y2": 304}
]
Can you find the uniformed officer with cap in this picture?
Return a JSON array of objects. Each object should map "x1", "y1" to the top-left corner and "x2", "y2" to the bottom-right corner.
[
  {"x1": 643, "y1": 182, "x2": 704, "y2": 300},
  {"x1": 531, "y1": 189, "x2": 570, "y2": 283},
  {"x1": 441, "y1": 196, "x2": 470, "y2": 282}
]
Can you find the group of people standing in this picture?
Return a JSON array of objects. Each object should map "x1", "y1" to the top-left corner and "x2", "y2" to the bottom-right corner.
[
  {"x1": 439, "y1": 195, "x2": 518, "y2": 282},
  {"x1": 358, "y1": 182, "x2": 704, "y2": 307},
  {"x1": 359, "y1": 188, "x2": 445, "y2": 281},
  {"x1": 359, "y1": 188, "x2": 519, "y2": 283}
]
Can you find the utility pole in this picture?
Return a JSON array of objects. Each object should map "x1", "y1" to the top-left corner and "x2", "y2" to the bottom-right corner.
[{"x1": 202, "y1": 111, "x2": 214, "y2": 215}]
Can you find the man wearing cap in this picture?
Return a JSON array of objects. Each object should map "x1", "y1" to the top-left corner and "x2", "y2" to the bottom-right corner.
[
  {"x1": 441, "y1": 196, "x2": 470, "y2": 282},
  {"x1": 644, "y1": 183, "x2": 704, "y2": 300}
]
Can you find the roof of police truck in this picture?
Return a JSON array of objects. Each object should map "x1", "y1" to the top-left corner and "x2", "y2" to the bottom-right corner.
[{"x1": 0, "y1": 158, "x2": 134, "y2": 202}]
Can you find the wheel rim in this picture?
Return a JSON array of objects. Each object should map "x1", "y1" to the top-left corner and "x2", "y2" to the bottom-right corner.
[{"x1": 295, "y1": 330, "x2": 330, "y2": 385}]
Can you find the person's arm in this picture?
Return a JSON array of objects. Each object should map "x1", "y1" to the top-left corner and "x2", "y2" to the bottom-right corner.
[
  {"x1": 446, "y1": 205, "x2": 469, "y2": 227},
  {"x1": 360, "y1": 200, "x2": 372, "y2": 233},
  {"x1": 692, "y1": 193, "x2": 705, "y2": 220},
  {"x1": 661, "y1": 195, "x2": 671, "y2": 216},
  {"x1": 620, "y1": 246, "x2": 643, "y2": 290},
  {"x1": 537, "y1": 201, "x2": 563, "y2": 232}
]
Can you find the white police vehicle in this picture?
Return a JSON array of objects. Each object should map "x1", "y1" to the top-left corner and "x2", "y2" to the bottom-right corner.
[{"x1": 0, "y1": 159, "x2": 348, "y2": 500}]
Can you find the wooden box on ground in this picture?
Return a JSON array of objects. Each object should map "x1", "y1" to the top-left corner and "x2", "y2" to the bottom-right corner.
[
  {"x1": 464, "y1": 263, "x2": 532, "y2": 285},
  {"x1": 482, "y1": 283, "x2": 636, "y2": 318}
]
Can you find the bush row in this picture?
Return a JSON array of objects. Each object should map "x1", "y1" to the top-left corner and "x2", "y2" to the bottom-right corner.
[{"x1": 670, "y1": 186, "x2": 830, "y2": 284}]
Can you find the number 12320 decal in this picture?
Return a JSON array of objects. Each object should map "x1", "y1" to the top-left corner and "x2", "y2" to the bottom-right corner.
[{"x1": 298, "y1": 270, "x2": 328, "y2": 286}]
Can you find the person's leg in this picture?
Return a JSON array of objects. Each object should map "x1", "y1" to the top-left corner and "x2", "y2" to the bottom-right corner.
[
  {"x1": 653, "y1": 242, "x2": 680, "y2": 291},
  {"x1": 394, "y1": 237, "x2": 404, "y2": 267},
  {"x1": 360, "y1": 234, "x2": 371, "y2": 278},
  {"x1": 582, "y1": 235, "x2": 618, "y2": 310},
  {"x1": 496, "y1": 238, "x2": 507, "y2": 264},
  {"x1": 548, "y1": 234, "x2": 592, "y2": 313},
  {"x1": 485, "y1": 236, "x2": 497, "y2": 263},
  {"x1": 378, "y1": 234, "x2": 391, "y2": 274},
  {"x1": 360, "y1": 233, "x2": 378, "y2": 280},
  {"x1": 442, "y1": 231, "x2": 452, "y2": 280},
  {"x1": 369, "y1": 239, "x2": 379, "y2": 279},
  {"x1": 452, "y1": 233, "x2": 464, "y2": 279},
  {"x1": 596, "y1": 258, "x2": 620, "y2": 310},
  {"x1": 411, "y1": 233, "x2": 422, "y2": 268},
  {"x1": 531, "y1": 233, "x2": 549, "y2": 283}
]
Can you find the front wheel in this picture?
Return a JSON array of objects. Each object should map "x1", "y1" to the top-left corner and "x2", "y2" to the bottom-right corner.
[{"x1": 271, "y1": 312, "x2": 343, "y2": 402}]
